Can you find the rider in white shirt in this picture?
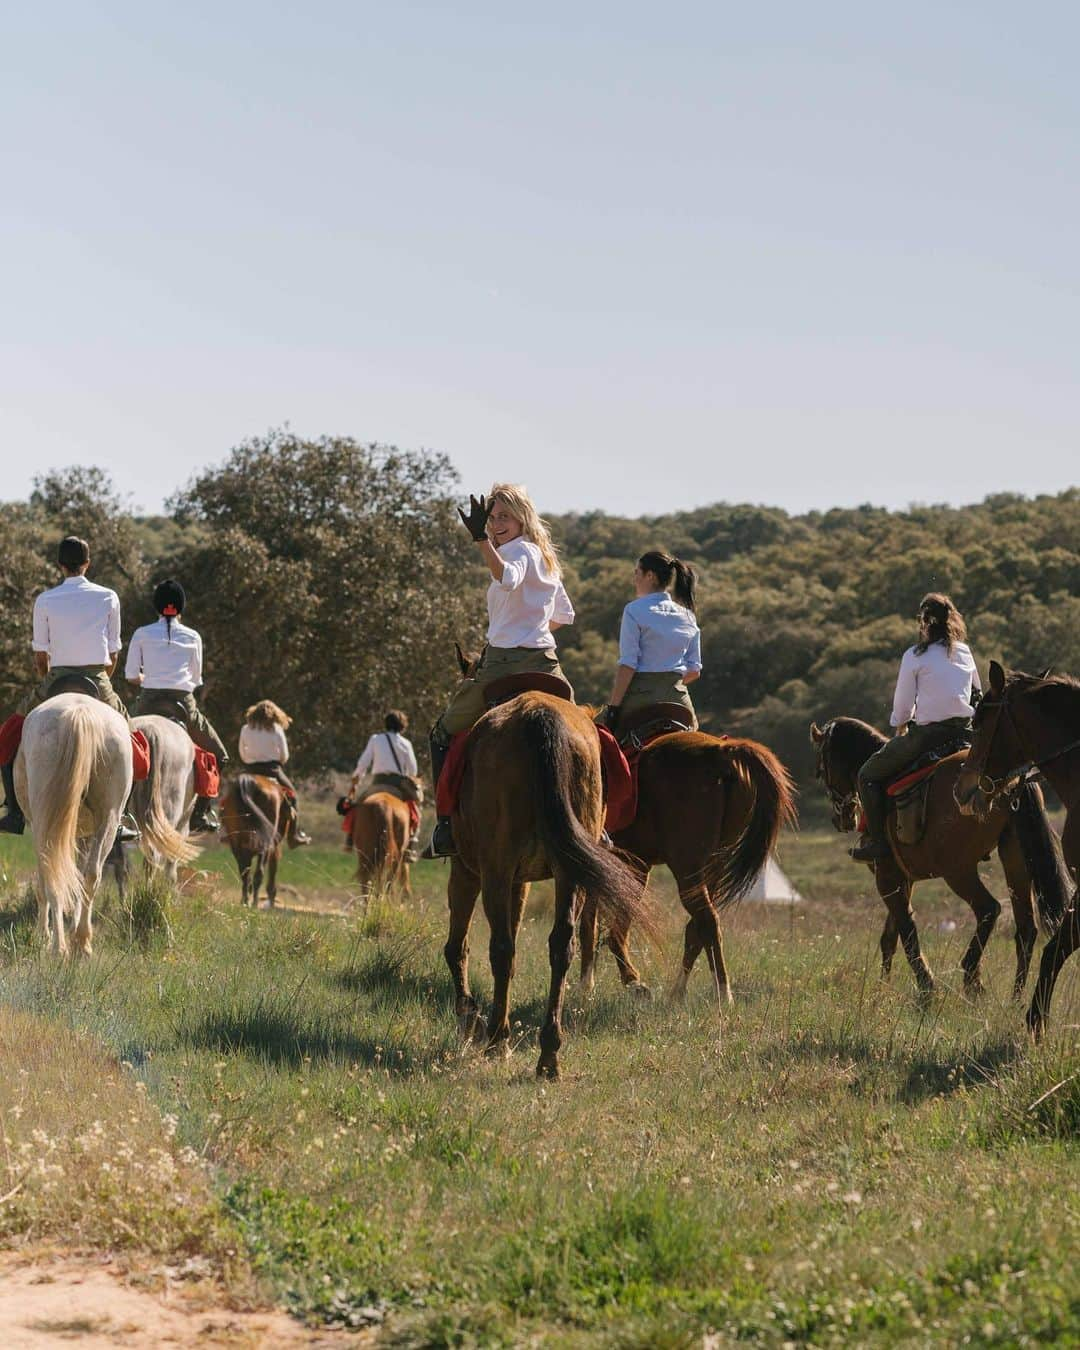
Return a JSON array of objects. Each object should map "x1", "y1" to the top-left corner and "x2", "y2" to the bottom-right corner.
[
  {"x1": 598, "y1": 550, "x2": 702, "y2": 734},
  {"x1": 1, "y1": 537, "x2": 132, "y2": 836},
  {"x1": 425, "y1": 484, "x2": 575, "y2": 857},
  {"x1": 851, "y1": 593, "x2": 982, "y2": 862},
  {"x1": 125, "y1": 580, "x2": 229, "y2": 834},
  {"x1": 237, "y1": 700, "x2": 311, "y2": 847},
  {"x1": 346, "y1": 710, "x2": 423, "y2": 857}
]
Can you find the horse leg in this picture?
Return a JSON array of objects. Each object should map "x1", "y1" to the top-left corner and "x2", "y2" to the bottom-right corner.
[
  {"x1": 237, "y1": 850, "x2": 253, "y2": 906},
  {"x1": 481, "y1": 874, "x2": 526, "y2": 1057},
  {"x1": 1028, "y1": 891, "x2": 1080, "y2": 1040},
  {"x1": 252, "y1": 852, "x2": 265, "y2": 908},
  {"x1": 604, "y1": 861, "x2": 649, "y2": 994},
  {"x1": 880, "y1": 911, "x2": 900, "y2": 979},
  {"x1": 998, "y1": 827, "x2": 1039, "y2": 998},
  {"x1": 875, "y1": 861, "x2": 934, "y2": 996},
  {"x1": 537, "y1": 878, "x2": 581, "y2": 1080},
  {"x1": 444, "y1": 861, "x2": 484, "y2": 1043},
  {"x1": 578, "y1": 894, "x2": 599, "y2": 994},
  {"x1": 672, "y1": 881, "x2": 731, "y2": 1009},
  {"x1": 943, "y1": 867, "x2": 1001, "y2": 997},
  {"x1": 75, "y1": 831, "x2": 113, "y2": 958},
  {"x1": 265, "y1": 848, "x2": 279, "y2": 908}
]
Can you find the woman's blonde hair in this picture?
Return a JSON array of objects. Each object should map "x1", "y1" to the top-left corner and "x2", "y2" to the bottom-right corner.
[
  {"x1": 488, "y1": 483, "x2": 561, "y2": 578},
  {"x1": 244, "y1": 699, "x2": 292, "y2": 730}
]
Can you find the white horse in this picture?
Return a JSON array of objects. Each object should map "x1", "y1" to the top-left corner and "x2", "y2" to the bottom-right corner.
[
  {"x1": 14, "y1": 694, "x2": 132, "y2": 956},
  {"x1": 113, "y1": 715, "x2": 200, "y2": 895}
]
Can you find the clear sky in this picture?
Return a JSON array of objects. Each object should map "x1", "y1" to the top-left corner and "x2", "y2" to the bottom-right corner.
[{"x1": 1, "y1": 2, "x2": 1077, "y2": 518}]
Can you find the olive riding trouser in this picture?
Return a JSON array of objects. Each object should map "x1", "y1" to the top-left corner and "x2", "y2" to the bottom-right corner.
[
  {"x1": 619, "y1": 670, "x2": 697, "y2": 724},
  {"x1": 437, "y1": 645, "x2": 571, "y2": 736},
  {"x1": 20, "y1": 665, "x2": 130, "y2": 722},
  {"x1": 858, "y1": 717, "x2": 972, "y2": 789},
  {"x1": 134, "y1": 688, "x2": 229, "y2": 763}
]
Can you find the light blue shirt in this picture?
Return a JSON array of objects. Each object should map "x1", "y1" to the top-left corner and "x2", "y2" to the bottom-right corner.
[{"x1": 618, "y1": 592, "x2": 702, "y2": 674}]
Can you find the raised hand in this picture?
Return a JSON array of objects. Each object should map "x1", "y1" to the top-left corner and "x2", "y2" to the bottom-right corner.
[{"x1": 458, "y1": 493, "x2": 493, "y2": 542}]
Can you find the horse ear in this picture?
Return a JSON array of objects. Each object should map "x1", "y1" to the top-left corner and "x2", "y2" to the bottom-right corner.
[
  {"x1": 1040, "y1": 666, "x2": 1053, "y2": 680},
  {"x1": 454, "y1": 641, "x2": 470, "y2": 676},
  {"x1": 988, "y1": 660, "x2": 1006, "y2": 694},
  {"x1": 810, "y1": 722, "x2": 824, "y2": 744}
]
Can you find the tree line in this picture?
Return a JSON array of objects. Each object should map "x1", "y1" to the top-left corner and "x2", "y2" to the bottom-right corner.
[{"x1": 1, "y1": 432, "x2": 1076, "y2": 791}]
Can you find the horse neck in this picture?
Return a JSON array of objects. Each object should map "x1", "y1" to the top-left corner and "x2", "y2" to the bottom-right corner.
[
  {"x1": 829, "y1": 722, "x2": 885, "y2": 791},
  {"x1": 1015, "y1": 686, "x2": 1080, "y2": 807}
]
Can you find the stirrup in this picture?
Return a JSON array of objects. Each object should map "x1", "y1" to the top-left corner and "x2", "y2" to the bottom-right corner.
[
  {"x1": 850, "y1": 835, "x2": 889, "y2": 862},
  {"x1": 421, "y1": 817, "x2": 455, "y2": 859}
]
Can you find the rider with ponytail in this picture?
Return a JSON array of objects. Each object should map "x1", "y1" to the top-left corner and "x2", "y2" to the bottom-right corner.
[
  {"x1": 425, "y1": 483, "x2": 576, "y2": 857},
  {"x1": 851, "y1": 592, "x2": 982, "y2": 862},
  {"x1": 599, "y1": 550, "x2": 701, "y2": 731},
  {"x1": 125, "y1": 580, "x2": 230, "y2": 834}
]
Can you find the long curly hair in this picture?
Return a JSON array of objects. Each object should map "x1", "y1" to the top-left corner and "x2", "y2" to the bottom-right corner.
[
  {"x1": 244, "y1": 699, "x2": 292, "y2": 729},
  {"x1": 487, "y1": 483, "x2": 561, "y2": 578},
  {"x1": 915, "y1": 593, "x2": 967, "y2": 656}
]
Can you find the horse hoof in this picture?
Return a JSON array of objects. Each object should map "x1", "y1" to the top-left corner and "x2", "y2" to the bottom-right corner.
[
  {"x1": 484, "y1": 1038, "x2": 511, "y2": 1061},
  {"x1": 718, "y1": 984, "x2": 734, "y2": 1007},
  {"x1": 457, "y1": 1011, "x2": 487, "y2": 1044},
  {"x1": 915, "y1": 984, "x2": 936, "y2": 1011},
  {"x1": 1026, "y1": 1012, "x2": 1045, "y2": 1042},
  {"x1": 535, "y1": 1056, "x2": 560, "y2": 1080},
  {"x1": 628, "y1": 981, "x2": 652, "y2": 1001},
  {"x1": 962, "y1": 980, "x2": 985, "y2": 1002}
]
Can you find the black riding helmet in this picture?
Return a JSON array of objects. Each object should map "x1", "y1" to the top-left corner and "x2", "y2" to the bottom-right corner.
[{"x1": 153, "y1": 579, "x2": 186, "y2": 617}]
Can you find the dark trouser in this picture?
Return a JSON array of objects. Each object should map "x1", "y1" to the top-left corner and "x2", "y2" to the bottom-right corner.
[
  {"x1": 20, "y1": 665, "x2": 130, "y2": 722},
  {"x1": 437, "y1": 645, "x2": 570, "y2": 737},
  {"x1": 135, "y1": 688, "x2": 229, "y2": 764},
  {"x1": 241, "y1": 760, "x2": 298, "y2": 795},
  {"x1": 619, "y1": 670, "x2": 697, "y2": 723},
  {"x1": 858, "y1": 717, "x2": 973, "y2": 790}
]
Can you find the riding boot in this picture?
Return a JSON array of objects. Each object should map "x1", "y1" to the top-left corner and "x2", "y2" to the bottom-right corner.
[
  {"x1": 0, "y1": 761, "x2": 25, "y2": 835},
  {"x1": 850, "y1": 782, "x2": 891, "y2": 861},
  {"x1": 421, "y1": 730, "x2": 455, "y2": 859},
  {"x1": 285, "y1": 801, "x2": 312, "y2": 849},
  {"x1": 189, "y1": 795, "x2": 220, "y2": 834}
]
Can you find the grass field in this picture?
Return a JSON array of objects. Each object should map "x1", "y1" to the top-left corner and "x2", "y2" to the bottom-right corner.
[{"x1": 1, "y1": 806, "x2": 1078, "y2": 1346}]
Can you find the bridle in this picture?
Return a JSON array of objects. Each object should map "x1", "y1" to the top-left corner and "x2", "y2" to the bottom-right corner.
[
  {"x1": 968, "y1": 685, "x2": 1080, "y2": 808},
  {"x1": 815, "y1": 721, "x2": 858, "y2": 831}
]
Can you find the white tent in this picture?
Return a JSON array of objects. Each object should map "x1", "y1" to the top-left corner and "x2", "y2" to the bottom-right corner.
[{"x1": 745, "y1": 854, "x2": 803, "y2": 904}]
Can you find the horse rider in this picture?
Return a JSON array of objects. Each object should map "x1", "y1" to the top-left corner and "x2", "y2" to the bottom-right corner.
[
  {"x1": 425, "y1": 483, "x2": 576, "y2": 858},
  {"x1": 238, "y1": 700, "x2": 311, "y2": 847},
  {"x1": 596, "y1": 549, "x2": 701, "y2": 734},
  {"x1": 850, "y1": 592, "x2": 982, "y2": 862},
  {"x1": 125, "y1": 579, "x2": 230, "y2": 834},
  {"x1": 0, "y1": 535, "x2": 135, "y2": 839},
  {"x1": 346, "y1": 709, "x2": 423, "y2": 858}
]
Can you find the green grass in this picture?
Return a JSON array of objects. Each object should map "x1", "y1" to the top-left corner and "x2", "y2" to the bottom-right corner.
[{"x1": 1, "y1": 816, "x2": 1078, "y2": 1345}]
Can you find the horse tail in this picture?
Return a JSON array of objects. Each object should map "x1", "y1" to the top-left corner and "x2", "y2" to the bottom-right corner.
[
  {"x1": 521, "y1": 704, "x2": 657, "y2": 940},
  {"x1": 32, "y1": 703, "x2": 106, "y2": 921},
  {"x1": 232, "y1": 774, "x2": 278, "y2": 855},
  {"x1": 142, "y1": 753, "x2": 200, "y2": 868},
  {"x1": 1011, "y1": 781, "x2": 1071, "y2": 937},
  {"x1": 707, "y1": 739, "x2": 798, "y2": 907}
]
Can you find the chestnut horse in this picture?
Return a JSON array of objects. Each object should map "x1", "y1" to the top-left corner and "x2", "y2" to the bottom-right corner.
[
  {"x1": 349, "y1": 792, "x2": 412, "y2": 897},
  {"x1": 220, "y1": 774, "x2": 289, "y2": 907},
  {"x1": 445, "y1": 691, "x2": 654, "y2": 1079},
  {"x1": 955, "y1": 662, "x2": 1080, "y2": 1037},
  {"x1": 813, "y1": 717, "x2": 1070, "y2": 998},
  {"x1": 578, "y1": 731, "x2": 797, "y2": 1009}
]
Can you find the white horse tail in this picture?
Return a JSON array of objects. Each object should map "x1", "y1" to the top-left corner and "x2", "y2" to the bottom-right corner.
[
  {"x1": 142, "y1": 756, "x2": 200, "y2": 867},
  {"x1": 34, "y1": 702, "x2": 105, "y2": 921}
]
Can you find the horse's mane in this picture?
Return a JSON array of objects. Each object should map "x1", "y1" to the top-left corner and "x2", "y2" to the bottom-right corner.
[
  {"x1": 825, "y1": 716, "x2": 887, "y2": 766},
  {"x1": 1005, "y1": 669, "x2": 1080, "y2": 736}
]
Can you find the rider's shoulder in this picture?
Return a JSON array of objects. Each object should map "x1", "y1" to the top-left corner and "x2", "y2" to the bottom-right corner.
[{"x1": 498, "y1": 536, "x2": 536, "y2": 561}]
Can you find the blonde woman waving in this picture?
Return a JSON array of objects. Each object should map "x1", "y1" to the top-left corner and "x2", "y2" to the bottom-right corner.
[{"x1": 426, "y1": 483, "x2": 575, "y2": 856}]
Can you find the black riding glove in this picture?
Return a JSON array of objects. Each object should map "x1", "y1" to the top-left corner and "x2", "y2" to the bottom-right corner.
[
  {"x1": 458, "y1": 493, "x2": 493, "y2": 542},
  {"x1": 597, "y1": 704, "x2": 621, "y2": 731}
]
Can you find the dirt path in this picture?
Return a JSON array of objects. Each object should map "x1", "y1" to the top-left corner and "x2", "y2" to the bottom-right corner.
[{"x1": 0, "y1": 1253, "x2": 371, "y2": 1349}]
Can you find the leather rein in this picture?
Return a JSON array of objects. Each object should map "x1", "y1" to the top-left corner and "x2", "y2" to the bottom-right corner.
[{"x1": 970, "y1": 689, "x2": 1080, "y2": 807}]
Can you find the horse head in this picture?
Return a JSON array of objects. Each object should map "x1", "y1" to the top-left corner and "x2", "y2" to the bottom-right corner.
[{"x1": 810, "y1": 717, "x2": 869, "y2": 833}]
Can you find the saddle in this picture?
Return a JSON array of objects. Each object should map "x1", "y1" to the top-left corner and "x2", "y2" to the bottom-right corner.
[
  {"x1": 45, "y1": 673, "x2": 102, "y2": 700},
  {"x1": 482, "y1": 672, "x2": 575, "y2": 708},
  {"x1": 617, "y1": 702, "x2": 696, "y2": 752},
  {"x1": 884, "y1": 739, "x2": 971, "y2": 846}
]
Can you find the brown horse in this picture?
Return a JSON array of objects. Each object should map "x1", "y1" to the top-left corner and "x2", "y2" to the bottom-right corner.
[
  {"x1": 220, "y1": 774, "x2": 289, "y2": 907},
  {"x1": 812, "y1": 717, "x2": 1070, "y2": 998},
  {"x1": 349, "y1": 792, "x2": 412, "y2": 897},
  {"x1": 578, "y1": 732, "x2": 797, "y2": 1009},
  {"x1": 445, "y1": 691, "x2": 654, "y2": 1079},
  {"x1": 955, "y1": 662, "x2": 1080, "y2": 1037}
]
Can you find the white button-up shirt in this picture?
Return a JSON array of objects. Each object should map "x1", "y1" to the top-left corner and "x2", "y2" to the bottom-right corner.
[
  {"x1": 486, "y1": 539, "x2": 575, "y2": 649},
  {"x1": 890, "y1": 641, "x2": 982, "y2": 727},
  {"x1": 618, "y1": 592, "x2": 702, "y2": 674},
  {"x1": 125, "y1": 617, "x2": 204, "y2": 692},
  {"x1": 239, "y1": 724, "x2": 290, "y2": 763},
  {"x1": 355, "y1": 732, "x2": 418, "y2": 779},
  {"x1": 32, "y1": 575, "x2": 121, "y2": 666}
]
